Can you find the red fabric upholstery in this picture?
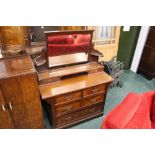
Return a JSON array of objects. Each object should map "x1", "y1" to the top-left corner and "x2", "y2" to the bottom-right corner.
[
  {"x1": 101, "y1": 91, "x2": 155, "y2": 129},
  {"x1": 48, "y1": 43, "x2": 90, "y2": 56},
  {"x1": 74, "y1": 34, "x2": 90, "y2": 44},
  {"x1": 47, "y1": 34, "x2": 91, "y2": 56},
  {"x1": 48, "y1": 35, "x2": 68, "y2": 44}
]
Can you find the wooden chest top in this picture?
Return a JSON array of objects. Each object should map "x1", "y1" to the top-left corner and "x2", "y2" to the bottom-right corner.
[
  {"x1": 39, "y1": 72, "x2": 113, "y2": 99},
  {"x1": 0, "y1": 55, "x2": 35, "y2": 79}
]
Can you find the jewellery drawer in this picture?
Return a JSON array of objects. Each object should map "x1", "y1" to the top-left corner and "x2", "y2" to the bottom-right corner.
[
  {"x1": 81, "y1": 94, "x2": 104, "y2": 107},
  {"x1": 55, "y1": 101, "x2": 81, "y2": 116},
  {"x1": 54, "y1": 91, "x2": 81, "y2": 104},
  {"x1": 83, "y1": 84, "x2": 105, "y2": 97}
]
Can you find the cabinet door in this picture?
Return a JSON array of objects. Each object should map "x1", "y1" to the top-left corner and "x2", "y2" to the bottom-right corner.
[
  {"x1": 0, "y1": 73, "x2": 44, "y2": 129},
  {"x1": 0, "y1": 88, "x2": 14, "y2": 129}
]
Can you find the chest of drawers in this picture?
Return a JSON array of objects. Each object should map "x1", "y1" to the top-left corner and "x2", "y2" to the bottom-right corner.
[{"x1": 38, "y1": 62, "x2": 113, "y2": 128}]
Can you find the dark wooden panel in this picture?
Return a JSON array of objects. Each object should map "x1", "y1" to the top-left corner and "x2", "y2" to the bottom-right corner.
[
  {"x1": 0, "y1": 73, "x2": 44, "y2": 128},
  {"x1": 0, "y1": 88, "x2": 14, "y2": 129},
  {"x1": 138, "y1": 27, "x2": 155, "y2": 79},
  {"x1": 146, "y1": 27, "x2": 155, "y2": 48},
  {"x1": 56, "y1": 103, "x2": 102, "y2": 128}
]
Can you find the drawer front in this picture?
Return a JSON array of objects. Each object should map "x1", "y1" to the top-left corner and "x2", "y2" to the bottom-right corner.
[
  {"x1": 55, "y1": 101, "x2": 81, "y2": 116},
  {"x1": 81, "y1": 94, "x2": 104, "y2": 107},
  {"x1": 79, "y1": 104, "x2": 102, "y2": 118},
  {"x1": 83, "y1": 84, "x2": 105, "y2": 97},
  {"x1": 56, "y1": 104, "x2": 102, "y2": 127},
  {"x1": 55, "y1": 91, "x2": 81, "y2": 104},
  {"x1": 57, "y1": 113, "x2": 75, "y2": 126}
]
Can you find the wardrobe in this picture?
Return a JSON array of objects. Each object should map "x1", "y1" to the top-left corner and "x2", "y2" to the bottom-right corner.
[{"x1": 0, "y1": 55, "x2": 45, "y2": 128}]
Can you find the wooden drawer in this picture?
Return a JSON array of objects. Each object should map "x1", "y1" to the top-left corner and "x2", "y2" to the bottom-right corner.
[
  {"x1": 81, "y1": 94, "x2": 104, "y2": 107},
  {"x1": 57, "y1": 113, "x2": 76, "y2": 125},
  {"x1": 56, "y1": 104, "x2": 102, "y2": 127},
  {"x1": 83, "y1": 84, "x2": 105, "y2": 97},
  {"x1": 79, "y1": 104, "x2": 102, "y2": 118},
  {"x1": 55, "y1": 101, "x2": 81, "y2": 116},
  {"x1": 55, "y1": 91, "x2": 81, "y2": 104}
]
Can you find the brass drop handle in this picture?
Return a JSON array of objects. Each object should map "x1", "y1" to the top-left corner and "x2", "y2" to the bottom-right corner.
[
  {"x1": 8, "y1": 102, "x2": 13, "y2": 110},
  {"x1": 92, "y1": 88, "x2": 98, "y2": 93},
  {"x1": 2, "y1": 104, "x2": 6, "y2": 112},
  {"x1": 65, "y1": 105, "x2": 73, "y2": 111},
  {"x1": 92, "y1": 98, "x2": 97, "y2": 103},
  {"x1": 89, "y1": 108, "x2": 96, "y2": 113},
  {"x1": 65, "y1": 95, "x2": 72, "y2": 101},
  {"x1": 65, "y1": 116, "x2": 72, "y2": 121}
]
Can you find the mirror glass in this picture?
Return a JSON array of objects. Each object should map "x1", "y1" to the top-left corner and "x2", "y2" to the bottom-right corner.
[{"x1": 46, "y1": 32, "x2": 92, "y2": 68}]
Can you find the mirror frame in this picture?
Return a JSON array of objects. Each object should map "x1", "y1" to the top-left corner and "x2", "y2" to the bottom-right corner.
[{"x1": 44, "y1": 30, "x2": 94, "y2": 69}]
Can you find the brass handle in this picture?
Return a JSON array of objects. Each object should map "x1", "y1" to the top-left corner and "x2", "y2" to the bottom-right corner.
[
  {"x1": 2, "y1": 104, "x2": 6, "y2": 112},
  {"x1": 92, "y1": 88, "x2": 98, "y2": 93},
  {"x1": 65, "y1": 116, "x2": 72, "y2": 121},
  {"x1": 8, "y1": 102, "x2": 13, "y2": 110},
  {"x1": 92, "y1": 98, "x2": 97, "y2": 103},
  {"x1": 89, "y1": 108, "x2": 96, "y2": 113},
  {"x1": 65, "y1": 105, "x2": 72, "y2": 111},
  {"x1": 65, "y1": 95, "x2": 72, "y2": 101}
]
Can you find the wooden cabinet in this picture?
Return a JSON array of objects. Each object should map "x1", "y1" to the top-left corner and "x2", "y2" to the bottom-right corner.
[
  {"x1": 0, "y1": 55, "x2": 45, "y2": 128},
  {"x1": 38, "y1": 62, "x2": 113, "y2": 128},
  {"x1": 0, "y1": 88, "x2": 14, "y2": 128}
]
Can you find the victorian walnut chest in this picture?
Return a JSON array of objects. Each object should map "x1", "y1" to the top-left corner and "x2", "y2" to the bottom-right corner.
[
  {"x1": 37, "y1": 30, "x2": 113, "y2": 128},
  {"x1": 38, "y1": 62, "x2": 112, "y2": 128}
]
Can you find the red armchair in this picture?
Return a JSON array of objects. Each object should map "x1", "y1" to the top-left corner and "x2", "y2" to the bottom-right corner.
[{"x1": 101, "y1": 91, "x2": 155, "y2": 129}]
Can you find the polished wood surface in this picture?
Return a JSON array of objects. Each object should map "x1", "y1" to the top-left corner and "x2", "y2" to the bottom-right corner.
[
  {"x1": 38, "y1": 62, "x2": 103, "y2": 84},
  {"x1": 39, "y1": 72, "x2": 112, "y2": 99},
  {"x1": 0, "y1": 55, "x2": 45, "y2": 128},
  {"x1": 0, "y1": 55, "x2": 35, "y2": 79},
  {"x1": 0, "y1": 87, "x2": 14, "y2": 128}
]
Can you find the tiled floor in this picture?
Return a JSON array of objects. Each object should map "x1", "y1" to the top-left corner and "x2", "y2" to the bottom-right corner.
[{"x1": 44, "y1": 70, "x2": 155, "y2": 129}]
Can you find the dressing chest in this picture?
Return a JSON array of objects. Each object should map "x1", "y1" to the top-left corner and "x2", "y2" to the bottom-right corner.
[{"x1": 38, "y1": 62, "x2": 112, "y2": 128}]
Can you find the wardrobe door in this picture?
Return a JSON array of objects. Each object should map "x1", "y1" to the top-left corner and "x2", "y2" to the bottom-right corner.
[
  {"x1": 0, "y1": 88, "x2": 14, "y2": 129},
  {"x1": 0, "y1": 74, "x2": 45, "y2": 129}
]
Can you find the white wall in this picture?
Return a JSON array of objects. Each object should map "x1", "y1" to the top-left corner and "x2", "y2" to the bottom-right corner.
[{"x1": 130, "y1": 26, "x2": 150, "y2": 72}]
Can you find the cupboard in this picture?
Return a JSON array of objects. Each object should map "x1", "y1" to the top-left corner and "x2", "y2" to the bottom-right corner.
[{"x1": 0, "y1": 55, "x2": 45, "y2": 128}]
